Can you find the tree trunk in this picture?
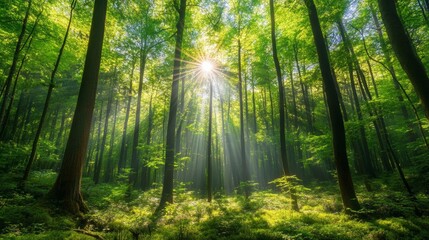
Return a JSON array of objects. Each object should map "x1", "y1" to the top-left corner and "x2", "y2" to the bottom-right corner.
[
  {"x1": 370, "y1": 5, "x2": 419, "y2": 142},
  {"x1": 378, "y1": 0, "x2": 429, "y2": 119},
  {"x1": 94, "y1": 85, "x2": 113, "y2": 184},
  {"x1": 49, "y1": 0, "x2": 107, "y2": 215},
  {"x1": 270, "y1": 0, "x2": 298, "y2": 210},
  {"x1": 141, "y1": 94, "x2": 154, "y2": 190},
  {"x1": 91, "y1": 104, "x2": 103, "y2": 176},
  {"x1": 8, "y1": 91, "x2": 25, "y2": 141},
  {"x1": 104, "y1": 99, "x2": 118, "y2": 183},
  {"x1": 337, "y1": 20, "x2": 375, "y2": 178},
  {"x1": 130, "y1": 50, "x2": 147, "y2": 187},
  {"x1": 207, "y1": 81, "x2": 213, "y2": 202},
  {"x1": 175, "y1": 60, "x2": 186, "y2": 155},
  {"x1": 21, "y1": 0, "x2": 76, "y2": 186},
  {"x1": 17, "y1": 94, "x2": 33, "y2": 144},
  {"x1": 304, "y1": 0, "x2": 360, "y2": 211},
  {"x1": 238, "y1": 39, "x2": 250, "y2": 196},
  {"x1": 157, "y1": 0, "x2": 187, "y2": 212},
  {"x1": 0, "y1": 0, "x2": 32, "y2": 129},
  {"x1": 293, "y1": 42, "x2": 313, "y2": 132},
  {"x1": 118, "y1": 62, "x2": 135, "y2": 173}
]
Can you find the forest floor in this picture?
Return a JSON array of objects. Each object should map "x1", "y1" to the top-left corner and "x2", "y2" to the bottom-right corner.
[{"x1": 1, "y1": 170, "x2": 429, "y2": 240}]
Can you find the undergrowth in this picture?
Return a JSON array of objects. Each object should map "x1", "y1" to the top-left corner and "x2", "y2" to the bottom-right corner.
[{"x1": 0, "y1": 170, "x2": 429, "y2": 239}]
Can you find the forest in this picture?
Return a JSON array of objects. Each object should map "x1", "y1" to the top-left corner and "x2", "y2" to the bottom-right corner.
[{"x1": 1, "y1": 0, "x2": 429, "y2": 239}]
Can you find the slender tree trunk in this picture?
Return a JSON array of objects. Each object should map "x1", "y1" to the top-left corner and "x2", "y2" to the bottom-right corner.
[
  {"x1": 118, "y1": 62, "x2": 135, "y2": 173},
  {"x1": 84, "y1": 111, "x2": 97, "y2": 176},
  {"x1": 238, "y1": 39, "x2": 250, "y2": 196},
  {"x1": 207, "y1": 81, "x2": 213, "y2": 202},
  {"x1": 293, "y1": 43, "x2": 313, "y2": 132},
  {"x1": 48, "y1": 107, "x2": 59, "y2": 141},
  {"x1": 270, "y1": 0, "x2": 298, "y2": 210},
  {"x1": 370, "y1": 5, "x2": 420, "y2": 143},
  {"x1": 417, "y1": 0, "x2": 429, "y2": 24},
  {"x1": 304, "y1": 0, "x2": 360, "y2": 211},
  {"x1": 130, "y1": 50, "x2": 147, "y2": 187},
  {"x1": 362, "y1": 26, "x2": 429, "y2": 150},
  {"x1": 49, "y1": 0, "x2": 107, "y2": 215},
  {"x1": 91, "y1": 104, "x2": 103, "y2": 176},
  {"x1": 289, "y1": 68, "x2": 298, "y2": 129},
  {"x1": 9, "y1": 91, "x2": 25, "y2": 140},
  {"x1": 378, "y1": 0, "x2": 429, "y2": 119},
  {"x1": 0, "y1": 0, "x2": 32, "y2": 129},
  {"x1": 175, "y1": 60, "x2": 185, "y2": 155},
  {"x1": 250, "y1": 77, "x2": 261, "y2": 184},
  {"x1": 56, "y1": 110, "x2": 67, "y2": 147},
  {"x1": 337, "y1": 20, "x2": 375, "y2": 177},
  {"x1": 21, "y1": 0, "x2": 77, "y2": 186},
  {"x1": 94, "y1": 85, "x2": 113, "y2": 184},
  {"x1": 104, "y1": 99, "x2": 118, "y2": 183},
  {"x1": 142, "y1": 94, "x2": 154, "y2": 190},
  {"x1": 157, "y1": 0, "x2": 187, "y2": 212},
  {"x1": 0, "y1": 34, "x2": 34, "y2": 140},
  {"x1": 17, "y1": 95, "x2": 33, "y2": 144}
]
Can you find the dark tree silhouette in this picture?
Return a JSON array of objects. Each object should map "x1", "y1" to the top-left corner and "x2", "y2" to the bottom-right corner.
[
  {"x1": 21, "y1": 0, "x2": 77, "y2": 186},
  {"x1": 0, "y1": 0, "x2": 32, "y2": 131},
  {"x1": 49, "y1": 0, "x2": 108, "y2": 215},
  {"x1": 304, "y1": 0, "x2": 360, "y2": 211},
  {"x1": 378, "y1": 0, "x2": 429, "y2": 120},
  {"x1": 270, "y1": 0, "x2": 298, "y2": 210},
  {"x1": 157, "y1": 0, "x2": 187, "y2": 212}
]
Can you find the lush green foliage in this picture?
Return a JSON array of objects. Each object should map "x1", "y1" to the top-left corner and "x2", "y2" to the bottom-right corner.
[
  {"x1": 1, "y1": 0, "x2": 429, "y2": 238},
  {"x1": 1, "y1": 170, "x2": 429, "y2": 239}
]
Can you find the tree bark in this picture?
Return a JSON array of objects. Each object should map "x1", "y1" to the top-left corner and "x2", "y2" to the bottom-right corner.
[
  {"x1": 22, "y1": 0, "x2": 77, "y2": 186},
  {"x1": 238, "y1": 39, "x2": 250, "y2": 196},
  {"x1": 270, "y1": 0, "x2": 298, "y2": 210},
  {"x1": 337, "y1": 20, "x2": 375, "y2": 178},
  {"x1": 378, "y1": 0, "x2": 429, "y2": 119},
  {"x1": 304, "y1": 0, "x2": 360, "y2": 211},
  {"x1": 94, "y1": 84, "x2": 114, "y2": 184},
  {"x1": 0, "y1": 0, "x2": 32, "y2": 129},
  {"x1": 207, "y1": 81, "x2": 213, "y2": 202},
  {"x1": 49, "y1": 0, "x2": 107, "y2": 215},
  {"x1": 130, "y1": 50, "x2": 147, "y2": 187},
  {"x1": 118, "y1": 62, "x2": 135, "y2": 173},
  {"x1": 141, "y1": 94, "x2": 154, "y2": 190},
  {"x1": 293, "y1": 43, "x2": 313, "y2": 132},
  {"x1": 104, "y1": 99, "x2": 118, "y2": 183},
  {"x1": 157, "y1": 0, "x2": 187, "y2": 212}
]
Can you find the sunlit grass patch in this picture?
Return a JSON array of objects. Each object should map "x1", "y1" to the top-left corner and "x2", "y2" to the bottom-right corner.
[{"x1": 1, "y1": 171, "x2": 429, "y2": 239}]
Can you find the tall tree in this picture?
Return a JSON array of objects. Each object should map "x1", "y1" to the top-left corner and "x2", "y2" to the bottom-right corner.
[
  {"x1": 93, "y1": 80, "x2": 114, "y2": 184},
  {"x1": 269, "y1": 0, "x2": 298, "y2": 210},
  {"x1": 207, "y1": 80, "x2": 213, "y2": 202},
  {"x1": 157, "y1": 0, "x2": 187, "y2": 212},
  {"x1": 21, "y1": 0, "x2": 77, "y2": 186},
  {"x1": 377, "y1": 0, "x2": 429, "y2": 119},
  {"x1": 0, "y1": 0, "x2": 32, "y2": 131},
  {"x1": 336, "y1": 19, "x2": 375, "y2": 178},
  {"x1": 304, "y1": 0, "x2": 360, "y2": 211},
  {"x1": 49, "y1": 0, "x2": 108, "y2": 215},
  {"x1": 118, "y1": 62, "x2": 135, "y2": 173}
]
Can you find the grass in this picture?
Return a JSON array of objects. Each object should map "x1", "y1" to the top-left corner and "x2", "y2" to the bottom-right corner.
[{"x1": 0, "y1": 170, "x2": 429, "y2": 239}]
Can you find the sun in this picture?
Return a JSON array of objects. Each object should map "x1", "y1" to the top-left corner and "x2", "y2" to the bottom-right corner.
[{"x1": 200, "y1": 60, "x2": 214, "y2": 74}]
